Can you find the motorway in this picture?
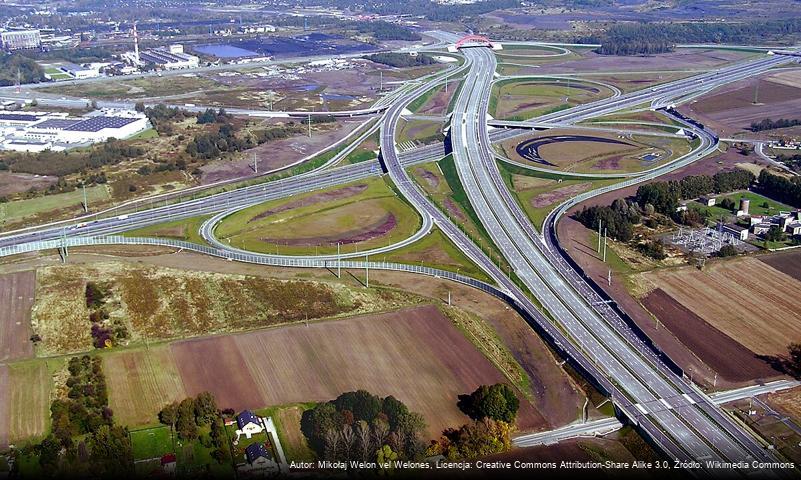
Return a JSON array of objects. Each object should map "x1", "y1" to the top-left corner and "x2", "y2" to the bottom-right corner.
[
  {"x1": 436, "y1": 45, "x2": 795, "y2": 468},
  {"x1": 1, "y1": 36, "x2": 800, "y2": 470},
  {"x1": 514, "y1": 379, "x2": 801, "y2": 448}
]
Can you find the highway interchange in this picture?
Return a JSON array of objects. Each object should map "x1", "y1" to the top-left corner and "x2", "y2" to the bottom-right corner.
[{"x1": 2, "y1": 33, "x2": 801, "y2": 473}]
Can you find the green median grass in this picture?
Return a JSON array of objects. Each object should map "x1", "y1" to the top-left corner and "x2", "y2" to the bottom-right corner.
[
  {"x1": 122, "y1": 214, "x2": 212, "y2": 245},
  {"x1": 213, "y1": 177, "x2": 422, "y2": 256}
]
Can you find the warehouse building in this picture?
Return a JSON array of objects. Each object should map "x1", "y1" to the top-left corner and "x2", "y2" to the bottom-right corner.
[{"x1": 0, "y1": 110, "x2": 148, "y2": 151}]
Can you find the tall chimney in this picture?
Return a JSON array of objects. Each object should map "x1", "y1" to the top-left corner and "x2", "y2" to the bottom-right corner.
[{"x1": 133, "y1": 22, "x2": 140, "y2": 64}]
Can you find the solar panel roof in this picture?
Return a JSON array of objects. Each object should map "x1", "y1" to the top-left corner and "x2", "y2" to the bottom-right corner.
[{"x1": 64, "y1": 116, "x2": 138, "y2": 132}]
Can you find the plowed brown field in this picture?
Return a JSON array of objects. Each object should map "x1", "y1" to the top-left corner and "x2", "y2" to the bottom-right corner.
[
  {"x1": 168, "y1": 305, "x2": 525, "y2": 437},
  {"x1": 639, "y1": 257, "x2": 801, "y2": 356},
  {"x1": 0, "y1": 271, "x2": 36, "y2": 362}
]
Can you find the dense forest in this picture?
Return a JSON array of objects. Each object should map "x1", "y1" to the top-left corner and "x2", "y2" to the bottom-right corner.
[
  {"x1": 300, "y1": 390, "x2": 428, "y2": 462},
  {"x1": 587, "y1": 18, "x2": 801, "y2": 55}
]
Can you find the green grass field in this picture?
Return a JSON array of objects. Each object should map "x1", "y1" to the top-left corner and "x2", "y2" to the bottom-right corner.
[
  {"x1": 343, "y1": 149, "x2": 376, "y2": 164},
  {"x1": 131, "y1": 425, "x2": 175, "y2": 460},
  {"x1": 176, "y1": 423, "x2": 235, "y2": 477},
  {"x1": 693, "y1": 191, "x2": 793, "y2": 220},
  {"x1": 43, "y1": 67, "x2": 72, "y2": 81},
  {"x1": 1, "y1": 184, "x2": 110, "y2": 223},
  {"x1": 410, "y1": 158, "x2": 512, "y2": 274},
  {"x1": 396, "y1": 119, "x2": 444, "y2": 145},
  {"x1": 123, "y1": 215, "x2": 212, "y2": 245},
  {"x1": 129, "y1": 128, "x2": 159, "y2": 140},
  {"x1": 214, "y1": 177, "x2": 422, "y2": 256},
  {"x1": 254, "y1": 403, "x2": 316, "y2": 462},
  {"x1": 490, "y1": 78, "x2": 611, "y2": 121}
]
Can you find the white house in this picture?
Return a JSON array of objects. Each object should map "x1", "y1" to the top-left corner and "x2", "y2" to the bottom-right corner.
[{"x1": 236, "y1": 410, "x2": 264, "y2": 439}]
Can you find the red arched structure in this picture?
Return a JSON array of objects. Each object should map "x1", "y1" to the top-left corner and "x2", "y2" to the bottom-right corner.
[{"x1": 454, "y1": 34, "x2": 493, "y2": 49}]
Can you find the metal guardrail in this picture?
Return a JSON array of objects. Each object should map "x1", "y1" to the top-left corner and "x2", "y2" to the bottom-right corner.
[{"x1": 0, "y1": 234, "x2": 505, "y2": 297}]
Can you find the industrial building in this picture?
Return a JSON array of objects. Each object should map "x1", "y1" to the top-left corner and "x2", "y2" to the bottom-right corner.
[
  {"x1": 1, "y1": 29, "x2": 42, "y2": 50},
  {"x1": 121, "y1": 34, "x2": 200, "y2": 71},
  {"x1": 138, "y1": 45, "x2": 200, "y2": 70},
  {"x1": 59, "y1": 63, "x2": 102, "y2": 79},
  {"x1": 0, "y1": 110, "x2": 149, "y2": 151}
]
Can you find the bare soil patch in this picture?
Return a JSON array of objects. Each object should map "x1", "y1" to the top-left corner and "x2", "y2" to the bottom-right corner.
[
  {"x1": 3, "y1": 250, "x2": 586, "y2": 432},
  {"x1": 417, "y1": 86, "x2": 456, "y2": 115},
  {"x1": 530, "y1": 183, "x2": 591, "y2": 208},
  {"x1": 171, "y1": 335, "x2": 265, "y2": 411},
  {"x1": 163, "y1": 305, "x2": 530, "y2": 438},
  {"x1": 414, "y1": 167, "x2": 440, "y2": 189},
  {"x1": 232, "y1": 305, "x2": 521, "y2": 438},
  {"x1": 681, "y1": 69, "x2": 801, "y2": 134},
  {"x1": 535, "y1": 48, "x2": 754, "y2": 75},
  {"x1": 199, "y1": 119, "x2": 366, "y2": 184},
  {"x1": 642, "y1": 289, "x2": 778, "y2": 382},
  {"x1": 443, "y1": 198, "x2": 467, "y2": 222},
  {"x1": 0, "y1": 172, "x2": 57, "y2": 197},
  {"x1": 0, "y1": 271, "x2": 35, "y2": 362},
  {"x1": 767, "y1": 387, "x2": 801, "y2": 422}
]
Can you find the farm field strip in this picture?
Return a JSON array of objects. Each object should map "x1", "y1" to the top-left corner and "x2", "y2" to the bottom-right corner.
[
  {"x1": 638, "y1": 258, "x2": 801, "y2": 356},
  {"x1": 0, "y1": 271, "x2": 36, "y2": 362},
  {"x1": 103, "y1": 345, "x2": 188, "y2": 426},
  {"x1": 100, "y1": 305, "x2": 517, "y2": 438},
  {"x1": 6, "y1": 361, "x2": 53, "y2": 445}
]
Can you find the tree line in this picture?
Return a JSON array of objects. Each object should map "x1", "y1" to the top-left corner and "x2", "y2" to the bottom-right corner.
[
  {"x1": 756, "y1": 169, "x2": 801, "y2": 208},
  {"x1": 750, "y1": 118, "x2": 801, "y2": 132},
  {"x1": 158, "y1": 392, "x2": 231, "y2": 464},
  {"x1": 300, "y1": 390, "x2": 427, "y2": 464},
  {"x1": 0, "y1": 53, "x2": 45, "y2": 86},
  {"x1": 584, "y1": 18, "x2": 801, "y2": 56},
  {"x1": 428, "y1": 383, "x2": 519, "y2": 460},
  {"x1": 0, "y1": 139, "x2": 144, "y2": 177},
  {"x1": 347, "y1": 20, "x2": 422, "y2": 41},
  {"x1": 634, "y1": 170, "x2": 755, "y2": 216},
  {"x1": 32, "y1": 356, "x2": 133, "y2": 476},
  {"x1": 366, "y1": 52, "x2": 437, "y2": 68}
]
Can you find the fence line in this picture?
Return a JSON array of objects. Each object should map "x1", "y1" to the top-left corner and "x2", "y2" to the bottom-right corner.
[{"x1": 0, "y1": 235, "x2": 506, "y2": 298}]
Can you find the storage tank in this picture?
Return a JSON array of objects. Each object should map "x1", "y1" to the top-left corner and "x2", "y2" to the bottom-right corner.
[{"x1": 740, "y1": 198, "x2": 750, "y2": 215}]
